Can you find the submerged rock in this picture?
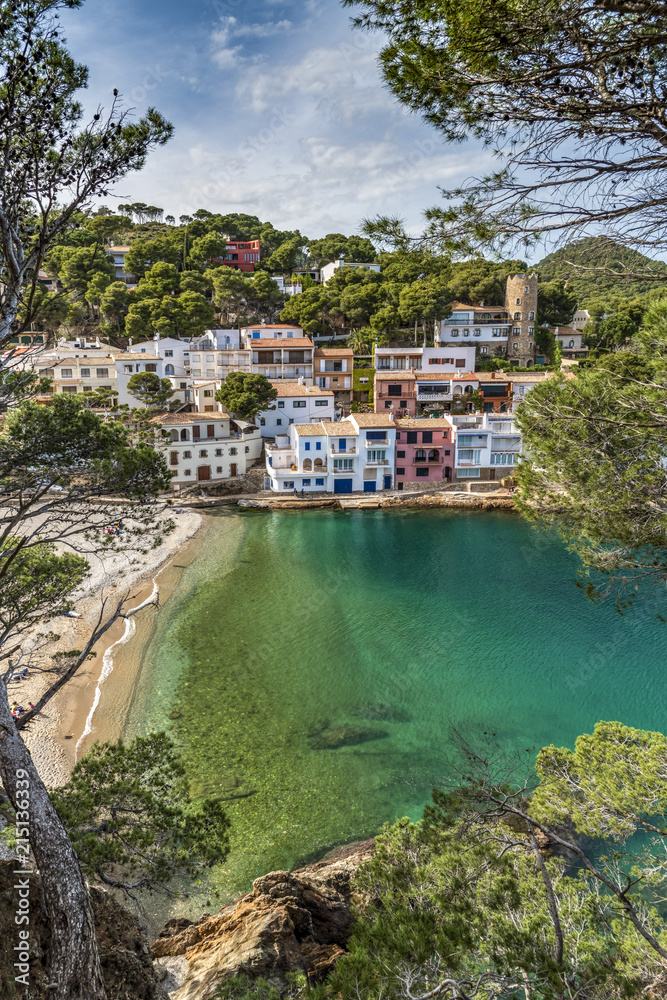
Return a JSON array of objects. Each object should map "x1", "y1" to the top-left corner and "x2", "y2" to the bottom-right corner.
[
  {"x1": 308, "y1": 723, "x2": 389, "y2": 749},
  {"x1": 152, "y1": 843, "x2": 374, "y2": 999},
  {"x1": 352, "y1": 702, "x2": 410, "y2": 723}
]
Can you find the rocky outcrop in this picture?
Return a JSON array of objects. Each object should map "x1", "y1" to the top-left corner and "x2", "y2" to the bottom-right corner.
[
  {"x1": 0, "y1": 861, "x2": 167, "y2": 999},
  {"x1": 152, "y1": 841, "x2": 374, "y2": 1000}
]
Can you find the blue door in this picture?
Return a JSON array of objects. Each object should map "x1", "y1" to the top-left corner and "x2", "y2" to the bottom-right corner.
[
  {"x1": 364, "y1": 481, "x2": 377, "y2": 493},
  {"x1": 334, "y1": 478, "x2": 353, "y2": 494},
  {"x1": 384, "y1": 475, "x2": 392, "y2": 489},
  {"x1": 339, "y1": 439, "x2": 347, "y2": 452}
]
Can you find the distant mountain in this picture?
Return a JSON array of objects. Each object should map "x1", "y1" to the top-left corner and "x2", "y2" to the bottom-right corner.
[{"x1": 536, "y1": 238, "x2": 667, "y2": 307}]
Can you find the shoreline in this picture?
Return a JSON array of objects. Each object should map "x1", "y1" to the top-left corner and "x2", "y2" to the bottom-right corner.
[{"x1": 16, "y1": 507, "x2": 204, "y2": 788}]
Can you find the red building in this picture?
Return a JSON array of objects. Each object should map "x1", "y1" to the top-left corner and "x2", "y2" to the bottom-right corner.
[{"x1": 216, "y1": 238, "x2": 261, "y2": 272}]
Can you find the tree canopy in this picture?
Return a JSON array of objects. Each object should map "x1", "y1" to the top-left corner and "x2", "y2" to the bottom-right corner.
[{"x1": 215, "y1": 372, "x2": 277, "y2": 421}]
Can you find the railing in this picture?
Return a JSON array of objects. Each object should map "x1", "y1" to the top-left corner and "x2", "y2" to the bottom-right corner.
[
  {"x1": 330, "y1": 446, "x2": 357, "y2": 455},
  {"x1": 365, "y1": 459, "x2": 390, "y2": 466},
  {"x1": 414, "y1": 457, "x2": 444, "y2": 464},
  {"x1": 417, "y1": 392, "x2": 452, "y2": 402},
  {"x1": 364, "y1": 438, "x2": 389, "y2": 447}
]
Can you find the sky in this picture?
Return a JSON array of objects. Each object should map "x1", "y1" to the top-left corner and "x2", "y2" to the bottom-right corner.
[{"x1": 58, "y1": 0, "x2": 492, "y2": 240}]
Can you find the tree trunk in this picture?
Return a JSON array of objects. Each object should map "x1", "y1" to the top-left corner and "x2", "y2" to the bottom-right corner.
[{"x1": 0, "y1": 681, "x2": 106, "y2": 1000}]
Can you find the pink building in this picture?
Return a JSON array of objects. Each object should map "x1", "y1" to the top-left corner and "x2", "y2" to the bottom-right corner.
[
  {"x1": 394, "y1": 417, "x2": 454, "y2": 488},
  {"x1": 374, "y1": 372, "x2": 417, "y2": 416}
]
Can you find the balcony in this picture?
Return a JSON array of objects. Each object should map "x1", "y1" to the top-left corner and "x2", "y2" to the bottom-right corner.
[
  {"x1": 417, "y1": 392, "x2": 452, "y2": 402},
  {"x1": 364, "y1": 438, "x2": 389, "y2": 447},
  {"x1": 330, "y1": 446, "x2": 357, "y2": 455},
  {"x1": 365, "y1": 458, "x2": 390, "y2": 466},
  {"x1": 414, "y1": 457, "x2": 444, "y2": 465}
]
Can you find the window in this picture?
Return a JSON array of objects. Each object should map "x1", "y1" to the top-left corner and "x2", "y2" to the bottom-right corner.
[
  {"x1": 416, "y1": 468, "x2": 429, "y2": 477},
  {"x1": 245, "y1": 446, "x2": 250, "y2": 453},
  {"x1": 216, "y1": 466, "x2": 223, "y2": 473},
  {"x1": 60, "y1": 368, "x2": 73, "y2": 378},
  {"x1": 333, "y1": 458, "x2": 353, "y2": 470},
  {"x1": 215, "y1": 448, "x2": 223, "y2": 456},
  {"x1": 276, "y1": 418, "x2": 282, "y2": 426},
  {"x1": 169, "y1": 452, "x2": 178, "y2": 466},
  {"x1": 451, "y1": 330, "x2": 459, "y2": 337},
  {"x1": 288, "y1": 418, "x2": 294, "y2": 425},
  {"x1": 180, "y1": 382, "x2": 187, "y2": 389},
  {"x1": 203, "y1": 390, "x2": 213, "y2": 397},
  {"x1": 415, "y1": 449, "x2": 427, "y2": 462},
  {"x1": 481, "y1": 347, "x2": 488, "y2": 354},
  {"x1": 229, "y1": 447, "x2": 237, "y2": 455},
  {"x1": 491, "y1": 453, "x2": 517, "y2": 465},
  {"x1": 528, "y1": 327, "x2": 534, "y2": 334},
  {"x1": 315, "y1": 399, "x2": 328, "y2": 407},
  {"x1": 444, "y1": 449, "x2": 451, "y2": 455},
  {"x1": 516, "y1": 298, "x2": 521, "y2": 305},
  {"x1": 529, "y1": 312, "x2": 534, "y2": 320},
  {"x1": 473, "y1": 329, "x2": 481, "y2": 337},
  {"x1": 302, "y1": 479, "x2": 311, "y2": 486},
  {"x1": 96, "y1": 368, "x2": 109, "y2": 377},
  {"x1": 145, "y1": 364, "x2": 157, "y2": 373},
  {"x1": 293, "y1": 400, "x2": 306, "y2": 408},
  {"x1": 305, "y1": 442, "x2": 310, "y2": 451},
  {"x1": 283, "y1": 481, "x2": 294, "y2": 489},
  {"x1": 456, "y1": 359, "x2": 465, "y2": 367},
  {"x1": 61, "y1": 385, "x2": 77, "y2": 393},
  {"x1": 397, "y1": 450, "x2": 405, "y2": 458},
  {"x1": 80, "y1": 368, "x2": 90, "y2": 377},
  {"x1": 183, "y1": 450, "x2": 191, "y2": 458},
  {"x1": 396, "y1": 468, "x2": 405, "y2": 476},
  {"x1": 399, "y1": 400, "x2": 407, "y2": 408},
  {"x1": 513, "y1": 343, "x2": 519, "y2": 350},
  {"x1": 277, "y1": 401, "x2": 285, "y2": 408},
  {"x1": 384, "y1": 401, "x2": 393, "y2": 409},
  {"x1": 387, "y1": 384, "x2": 402, "y2": 396},
  {"x1": 513, "y1": 328, "x2": 520, "y2": 335},
  {"x1": 407, "y1": 431, "x2": 418, "y2": 443},
  {"x1": 421, "y1": 431, "x2": 433, "y2": 444},
  {"x1": 463, "y1": 329, "x2": 470, "y2": 337},
  {"x1": 199, "y1": 449, "x2": 208, "y2": 457},
  {"x1": 457, "y1": 468, "x2": 480, "y2": 478},
  {"x1": 315, "y1": 478, "x2": 324, "y2": 486},
  {"x1": 260, "y1": 418, "x2": 265, "y2": 426},
  {"x1": 367, "y1": 450, "x2": 386, "y2": 462},
  {"x1": 316, "y1": 442, "x2": 322, "y2": 450},
  {"x1": 165, "y1": 350, "x2": 173, "y2": 357},
  {"x1": 184, "y1": 469, "x2": 192, "y2": 476}
]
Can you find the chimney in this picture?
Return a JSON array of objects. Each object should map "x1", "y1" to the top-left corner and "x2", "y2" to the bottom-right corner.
[
  {"x1": 388, "y1": 410, "x2": 394, "y2": 421},
  {"x1": 298, "y1": 375, "x2": 304, "y2": 385}
]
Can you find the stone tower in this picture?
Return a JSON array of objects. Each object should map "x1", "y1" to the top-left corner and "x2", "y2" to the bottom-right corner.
[{"x1": 504, "y1": 273, "x2": 538, "y2": 366}]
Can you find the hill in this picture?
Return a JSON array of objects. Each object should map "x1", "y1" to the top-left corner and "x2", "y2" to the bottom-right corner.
[{"x1": 536, "y1": 238, "x2": 667, "y2": 308}]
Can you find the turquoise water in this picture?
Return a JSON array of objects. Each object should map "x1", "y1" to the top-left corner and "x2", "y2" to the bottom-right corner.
[{"x1": 126, "y1": 508, "x2": 667, "y2": 909}]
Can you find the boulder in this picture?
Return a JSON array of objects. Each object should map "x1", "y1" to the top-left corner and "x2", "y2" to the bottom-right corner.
[{"x1": 152, "y1": 841, "x2": 374, "y2": 999}]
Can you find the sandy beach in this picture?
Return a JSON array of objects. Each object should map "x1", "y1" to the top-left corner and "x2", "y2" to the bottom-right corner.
[{"x1": 10, "y1": 506, "x2": 203, "y2": 788}]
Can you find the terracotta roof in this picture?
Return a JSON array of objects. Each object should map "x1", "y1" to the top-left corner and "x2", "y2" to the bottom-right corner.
[
  {"x1": 396, "y1": 417, "x2": 453, "y2": 429},
  {"x1": 374, "y1": 372, "x2": 416, "y2": 381},
  {"x1": 414, "y1": 372, "x2": 456, "y2": 382},
  {"x1": 108, "y1": 246, "x2": 131, "y2": 253},
  {"x1": 451, "y1": 373, "x2": 480, "y2": 382},
  {"x1": 294, "y1": 423, "x2": 327, "y2": 436},
  {"x1": 314, "y1": 348, "x2": 353, "y2": 356},
  {"x1": 249, "y1": 338, "x2": 314, "y2": 348},
  {"x1": 475, "y1": 373, "x2": 512, "y2": 383},
  {"x1": 322, "y1": 421, "x2": 357, "y2": 436},
  {"x1": 447, "y1": 301, "x2": 510, "y2": 314},
  {"x1": 241, "y1": 324, "x2": 303, "y2": 330},
  {"x1": 150, "y1": 412, "x2": 230, "y2": 425},
  {"x1": 351, "y1": 413, "x2": 396, "y2": 428},
  {"x1": 550, "y1": 326, "x2": 581, "y2": 336},
  {"x1": 272, "y1": 382, "x2": 333, "y2": 397},
  {"x1": 509, "y1": 373, "x2": 552, "y2": 382}
]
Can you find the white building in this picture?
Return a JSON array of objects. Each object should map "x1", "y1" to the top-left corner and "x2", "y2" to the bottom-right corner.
[
  {"x1": 107, "y1": 246, "x2": 137, "y2": 289},
  {"x1": 320, "y1": 260, "x2": 381, "y2": 285},
  {"x1": 265, "y1": 413, "x2": 396, "y2": 494},
  {"x1": 191, "y1": 329, "x2": 241, "y2": 350},
  {"x1": 272, "y1": 276, "x2": 303, "y2": 296},
  {"x1": 435, "y1": 303, "x2": 515, "y2": 355},
  {"x1": 128, "y1": 337, "x2": 191, "y2": 378},
  {"x1": 257, "y1": 381, "x2": 335, "y2": 437},
  {"x1": 550, "y1": 326, "x2": 588, "y2": 359},
  {"x1": 152, "y1": 412, "x2": 263, "y2": 489},
  {"x1": 114, "y1": 353, "x2": 192, "y2": 407},
  {"x1": 374, "y1": 344, "x2": 477, "y2": 372},
  {"x1": 451, "y1": 412, "x2": 522, "y2": 482},
  {"x1": 14, "y1": 346, "x2": 121, "y2": 398},
  {"x1": 508, "y1": 372, "x2": 552, "y2": 412},
  {"x1": 240, "y1": 324, "x2": 304, "y2": 345},
  {"x1": 571, "y1": 308, "x2": 591, "y2": 331}
]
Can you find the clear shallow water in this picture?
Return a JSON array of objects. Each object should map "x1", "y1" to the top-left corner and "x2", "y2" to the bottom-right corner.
[{"x1": 125, "y1": 508, "x2": 667, "y2": 908}]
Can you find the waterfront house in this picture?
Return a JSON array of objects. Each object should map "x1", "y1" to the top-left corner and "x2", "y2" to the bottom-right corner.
[
  {"x1": 549, "y1": 326, "x2": 588, "y2": 360},
  {"x1": 313, "y1": 347, "x2": 354, "y2": 408},
  {"x1": 258, "y1": 381, "x2": 335, "y2": 437},
  {"x1": 152, "y1": 411, "x2": 262, "y2": 489},
  {"x1": 395, "y1": 417, "x2": 454, "y2": 488},
  {"x1": 374, "y1": 344, "x2": 476, "y2": 373},
  {"x1": 265, "y1": 413, "x2": 396, "y2": 494},
  {"x1": 508, "y1": 372, "x2": 552, "y2": 412},
  {"x1": 451, "y1": 412, "x2": 522, "y2": 483},
  {"x1": 374, "y1": 372, "x2": 417, "y2": 416}
]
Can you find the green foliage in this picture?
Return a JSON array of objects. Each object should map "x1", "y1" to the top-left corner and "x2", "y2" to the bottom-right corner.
[
  {"x1": 537, "y1": 240, "x2": 667, "y2": 309},
  {"x1": 537, "y1": 279, "x2": 578, "y2": 327},
  {"x1": 352, "y1": 366, "x2": 375, "y2": 402},
  {"x1": 52, "y1": 733, "x2": 231, "y2": 894},
  {"x1": 216, "y1": 372, "x2": 277, "y2": 420},
  {"x1": 514, "y1": 357, "x2": 667, "y2": 607},
  {"x1": 0, "y1": 542, "x2": 88, "y2": 643},
  {"x1": 126, "y1": 372, "x2": 175, "y2": 410},
  {"x1": 307, "y1": 233, "x2": 377, "y2": 267}
]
